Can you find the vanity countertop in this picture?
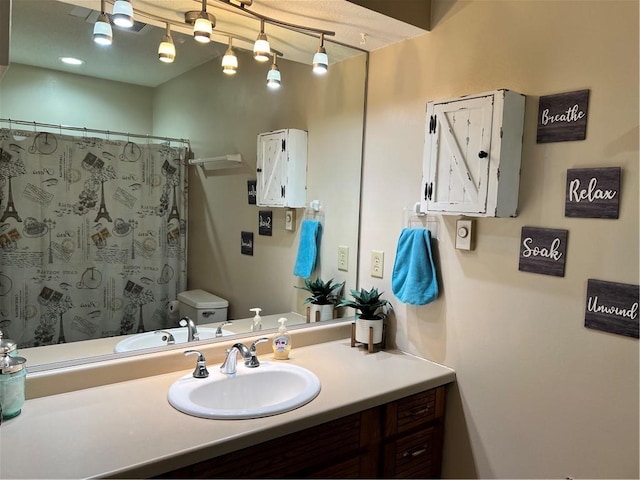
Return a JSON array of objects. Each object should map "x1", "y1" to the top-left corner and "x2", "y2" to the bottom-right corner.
[{"x1": 0, "y1": 338, "x2": 455, "y2": 479}]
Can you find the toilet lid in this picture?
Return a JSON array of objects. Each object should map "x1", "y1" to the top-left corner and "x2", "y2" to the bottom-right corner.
[{"x1": 177, "y1": 289, "x2": 229, "y2": 309}]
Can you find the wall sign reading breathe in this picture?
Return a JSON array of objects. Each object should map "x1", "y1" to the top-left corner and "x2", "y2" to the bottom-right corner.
[
  {"x1": 518, "y1": 227, "x2": 568, "y2": 277},
  {"x1": 565, "y1": 167, "x2": 620, "y2": 218},
  {"x1": 537, "y1": 89, "x2": 589, "y2": 143}
]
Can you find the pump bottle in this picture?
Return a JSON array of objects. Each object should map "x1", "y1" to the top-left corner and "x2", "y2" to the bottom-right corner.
[
  {"x1": 250, "y1": 307, "x2": 262, "y2": 332},
  {"x1": 272, "y1": 317, "x2": 291, "y2": 360}
]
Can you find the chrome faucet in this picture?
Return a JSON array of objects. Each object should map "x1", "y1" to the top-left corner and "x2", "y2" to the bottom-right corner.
[
  {"x1": 215, "y1": 321, "x2": 233, "y2": 337},
  {"x1": 220, "y1": 338, "x2": 268, "y2": 375},
  {"x1": 179, "y1": 316, "x2": 199, "y2": 342}
]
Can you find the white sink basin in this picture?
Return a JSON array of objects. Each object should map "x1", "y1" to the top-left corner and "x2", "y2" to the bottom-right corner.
[
  {"x1": 168, "y1": 362, "x2": 321, "y2": 419},
  {"x1": 113, "y1": 327, "x2": 233, "y2": 353}
]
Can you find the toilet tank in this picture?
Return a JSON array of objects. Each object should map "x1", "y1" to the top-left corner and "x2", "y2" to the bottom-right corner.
[{"x1": 177, "y1": 289, "x2": 229, "y2": 324}]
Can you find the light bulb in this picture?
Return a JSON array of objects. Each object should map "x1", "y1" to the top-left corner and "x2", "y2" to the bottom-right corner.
[
  {"x1": 253, "y1": 21, "x2": 270, "y2": 62},
  {"x1": 112, "y1": 0, "x2": 134, "y2": 28},
  {"x1": 193, "y1": 14, "x2": 212, "y2": 43},
  {"x1": 222, "y1": 46, "x2": 238, "y2": 75},
  {"x1": 266, "y1": 60, "x2": 281, "y2": 89},
  {"x1": 312, "y1": 47, "x2": 328, "y2": 75},
  {"x1": 93, "y1": 13, "x2": 112, "y2": 46}
]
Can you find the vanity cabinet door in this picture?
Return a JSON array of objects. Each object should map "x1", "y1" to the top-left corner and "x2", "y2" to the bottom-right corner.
[
  {"x1": 382, "y1": 386, "x2": 446, "y2": 479},
  {"x1": 421, "y1": 89, "x2": 525, "y2": 217},
  {"x1": 257, "y1": 129, "x2": 307, "y2": 208}
]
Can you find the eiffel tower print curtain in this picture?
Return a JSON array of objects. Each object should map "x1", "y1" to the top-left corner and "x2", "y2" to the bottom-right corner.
[{"x1": 0, "y1": 127, "x2": 188, "y2": 347}]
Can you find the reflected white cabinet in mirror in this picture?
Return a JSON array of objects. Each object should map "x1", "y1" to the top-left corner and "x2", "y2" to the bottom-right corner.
[{"x1": 257, "y1": 129, "x2": 308, "y2": 208}]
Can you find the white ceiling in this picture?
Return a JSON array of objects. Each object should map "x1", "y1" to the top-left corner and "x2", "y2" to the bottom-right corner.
[{"x1": 9, "y1": 0, "x2": 428, "y2": 87}]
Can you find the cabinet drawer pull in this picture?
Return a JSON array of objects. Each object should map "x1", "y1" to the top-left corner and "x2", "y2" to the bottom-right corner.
[
  {"x1": 403, "y1": 446, "x2": 427, "y2": 458},
  {"x1": 405, "y1": 406, "x2": 429, "y2": 417}
]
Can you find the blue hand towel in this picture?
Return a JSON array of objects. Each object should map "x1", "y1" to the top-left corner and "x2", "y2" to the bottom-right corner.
[
  {"x1": 392, "y1": 228, "x2": 439, "y2": 305},
  {"x1": 293, "y1": 219, "x2": 322, "y2": 278}
]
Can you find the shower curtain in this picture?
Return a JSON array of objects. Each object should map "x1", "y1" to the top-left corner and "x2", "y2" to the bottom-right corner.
[{"x1": 0, "y1": 127, "x2": 188, "y2": 347}]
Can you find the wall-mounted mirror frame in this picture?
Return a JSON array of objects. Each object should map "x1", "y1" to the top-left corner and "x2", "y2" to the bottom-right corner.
[{"x1": 0, "y1": 0, "x2": 368, "y2": 371}]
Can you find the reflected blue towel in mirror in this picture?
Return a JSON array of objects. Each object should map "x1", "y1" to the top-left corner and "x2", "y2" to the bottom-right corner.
[
  {"x1": 392, "y1": 228, "x2": 439, "y2": 305},
  {"x1": 293, "y1": 219, "x2": 322, "y2": 278}
]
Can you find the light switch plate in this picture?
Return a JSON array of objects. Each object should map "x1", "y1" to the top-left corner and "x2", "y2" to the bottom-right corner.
[
  {"x1": 338, "y1": 245, "x2": 349, "y2": 272},
  {"x1": 456, "y1": 219, "x2": 474, "y2": 250},
  {"x1": 371, "y1": 250, "x2": 384, "y2": 278}
]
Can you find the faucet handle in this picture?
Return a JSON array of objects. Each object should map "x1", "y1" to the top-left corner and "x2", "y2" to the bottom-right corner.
[
  {"x1": 154, "y1": 330, "x2": 176, "y2": 345},
  {"x1": 184, "y1": 350, "x2": 209, "y2": 378},
  {"x1": 250, "y1": 337, "x2": 269, "y2": 353},
  {"x1": 247, "y1": 337, "x2": 269, "y2": 368}
]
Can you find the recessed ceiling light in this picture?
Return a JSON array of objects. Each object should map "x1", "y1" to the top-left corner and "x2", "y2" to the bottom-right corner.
[{"x1": 59, "y1": 56, "x2": 85, "y2": 66}]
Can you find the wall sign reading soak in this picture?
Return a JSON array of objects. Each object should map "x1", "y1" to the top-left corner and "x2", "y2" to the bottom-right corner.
[
  {"x1": 537, "y1": 89, "x2": 589, "y2": 143},
  {"x1": 258, "y1": 210, "x2": 273, "y2": 236},
  {"x1": 585, "y1": 279, "x2": 639, "y2": 339},
  {"x1": 565, "y1": 167, "x2": 620, "y2": 218},
  {"x1": 518, "y1": 227, "x2": 568, "y2": 277}
]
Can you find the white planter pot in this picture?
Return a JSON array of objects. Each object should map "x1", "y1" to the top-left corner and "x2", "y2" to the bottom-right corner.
[
  {"x1": 355, "y1": 317, "x2": 384, "y2": 344},
  {"x1": 308, "y1": 303, "x2": 334, "y2": 322}
]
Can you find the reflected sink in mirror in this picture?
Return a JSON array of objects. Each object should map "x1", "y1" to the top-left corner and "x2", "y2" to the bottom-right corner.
[
  {"x1": 113, "y1": 327, "x2": 234, "y2": 353},
  {"x1": 168, "y1": 362, "x2": 321, "y2": 419}
]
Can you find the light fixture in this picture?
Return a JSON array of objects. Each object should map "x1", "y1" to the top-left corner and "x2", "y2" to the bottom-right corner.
[
  {"x1": 112, "y1": 0, "x2": 134, "y2": 28},
  {"x1": 312, "y1": 33, "x2": 328, "y2": 75},
  {"x1": 93, "y1": 0, "x2": 112, "y2": 46},
  {"x1": 193, "y1": 0, "x2": 214, "y2": 44},
  {"x1": 221, "y1": 37, "x2": 238, "y2": 75},
  {"x1": 253, "y1": 20, "x2": 270, "y2": 62},
  {"x1": 59, "y1": 57, "x2": 85, "y2": 66},
  {"x1": 158, "y1": 23, "x2": 176, "y2": 63},
  {"x1": 266, "y1": 54, "x2": 281, "y2": 89}
]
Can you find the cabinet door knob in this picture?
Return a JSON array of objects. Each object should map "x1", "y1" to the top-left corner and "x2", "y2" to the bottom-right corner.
[{"x1": 478, "y1": 151, "x2": 488, "y2": 158}]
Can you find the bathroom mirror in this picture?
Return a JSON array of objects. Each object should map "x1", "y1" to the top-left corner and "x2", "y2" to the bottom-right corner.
[{"x1": 1, "y1": 0, "x2": 367, "y2": 369}]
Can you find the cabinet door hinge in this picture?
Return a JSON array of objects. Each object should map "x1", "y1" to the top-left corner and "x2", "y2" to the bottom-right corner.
[
  {"x1": 281, "y1": 139, "x2": 286, "y2": 151},
  {"x1": 281, "y1": 185, "x2": 285, "y2": 198}
]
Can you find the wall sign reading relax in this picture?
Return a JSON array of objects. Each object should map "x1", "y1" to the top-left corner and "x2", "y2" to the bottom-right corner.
[
  {"x1": 565, "y1": 167, "x2": 620, "y2": 218},
  {"x1": 585, "y1": 279, "x2": 639, "y2": 339},
  {"x1": 518, "y1": 227, "x2": 568, "y2": 277},
  {"x1": 537, "y1": 89, "x2": 590, "y2": 143}
]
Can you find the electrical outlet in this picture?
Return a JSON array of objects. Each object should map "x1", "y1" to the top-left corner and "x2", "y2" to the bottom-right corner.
[
  {"x1": 338, "y1": 245, "x2": 349, "y2": 272},
  {"x1": 371, "y1": 250, "x2": 384, "y2": 278}
]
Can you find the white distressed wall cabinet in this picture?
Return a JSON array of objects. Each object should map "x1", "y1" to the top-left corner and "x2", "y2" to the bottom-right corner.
[
  {"x1": 421, "y1": 89, "x2": 526, "y2": 217},
  {"x1": 257, "y1": 128, "x2": 308, "y2": 208}
]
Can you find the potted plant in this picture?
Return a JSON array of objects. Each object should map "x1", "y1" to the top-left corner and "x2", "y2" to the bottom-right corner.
[
  {"x1": 337, "y1": 287, "x2": 389, "y2": 344},
  {"x1": 295, "y1": 277, "x2": 345, "y2": 322}
]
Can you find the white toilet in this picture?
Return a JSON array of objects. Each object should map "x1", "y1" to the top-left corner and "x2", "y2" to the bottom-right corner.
[{"x1": 177, "y1": 289, "x2": 229, "y2": 324}]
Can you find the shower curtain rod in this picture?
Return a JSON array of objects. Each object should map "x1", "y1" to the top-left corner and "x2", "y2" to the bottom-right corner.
[{"x1": 0, "y1": 118, "x2": 190, "y2": 145}]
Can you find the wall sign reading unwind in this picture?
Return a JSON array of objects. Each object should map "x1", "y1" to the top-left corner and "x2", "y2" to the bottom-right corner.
[
  {"x1": 585, "y1": 279, "x2": 639, "y2": 339},
  {"x1": 565, "y1": 167, "x2": 620, "y2": 218},
  {"x1": 537, "y1": 89, "x2": 590, "y2": 143},
  {"x1": 518, "y1": 227, "x2": 568, "y2": 277}
]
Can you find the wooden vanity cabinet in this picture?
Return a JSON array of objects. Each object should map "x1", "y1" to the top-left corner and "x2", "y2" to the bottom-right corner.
[{"x1": 156, "y1": 386, "x2": 446, "y2": 479}]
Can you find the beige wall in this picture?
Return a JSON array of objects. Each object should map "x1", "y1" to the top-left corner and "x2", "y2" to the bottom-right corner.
[
  {"x1": 362, "y1": 1, "x2": 639, "y2": 478},
  {"x1": 0, "y1": 64, "x2": 153, "y2": 131},
  {"x1": 153, "y1": 51, "x2": 366, "y2": 319}
]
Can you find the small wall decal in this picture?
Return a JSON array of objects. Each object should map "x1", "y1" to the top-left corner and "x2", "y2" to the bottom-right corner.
[
  {"x1": 258, "y1": 210, "x2": 272, "y2": 236},
  {"x1": 241, "y1": 231, "x2": 253, "y2": 256},
  {"x1": 537, "y1": 89, "x2": 589, "y2": 143},
  {"x1": 585, "y1": 279, "x2": 639, "y2": 339},
  {"x1": 565, "y1": 167, "x2": 620, "y2": 218},
  {"x1": 519, "y1": 227, "x2": 568, "y2": 277},
  {"x1": 247, "y1": 180, "x2": 257, "y2": 205}
]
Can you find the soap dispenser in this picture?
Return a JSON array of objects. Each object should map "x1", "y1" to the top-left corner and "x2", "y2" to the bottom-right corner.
[
  {"x1": 272, "y1": 317, "x2": 291, "y2": 360},
  {"x1": 0, "y1": 331, "x2": 27, "y2": 420},
  {"x1": 250, "y1": 307, "x2": 262, "y2": 332}
]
